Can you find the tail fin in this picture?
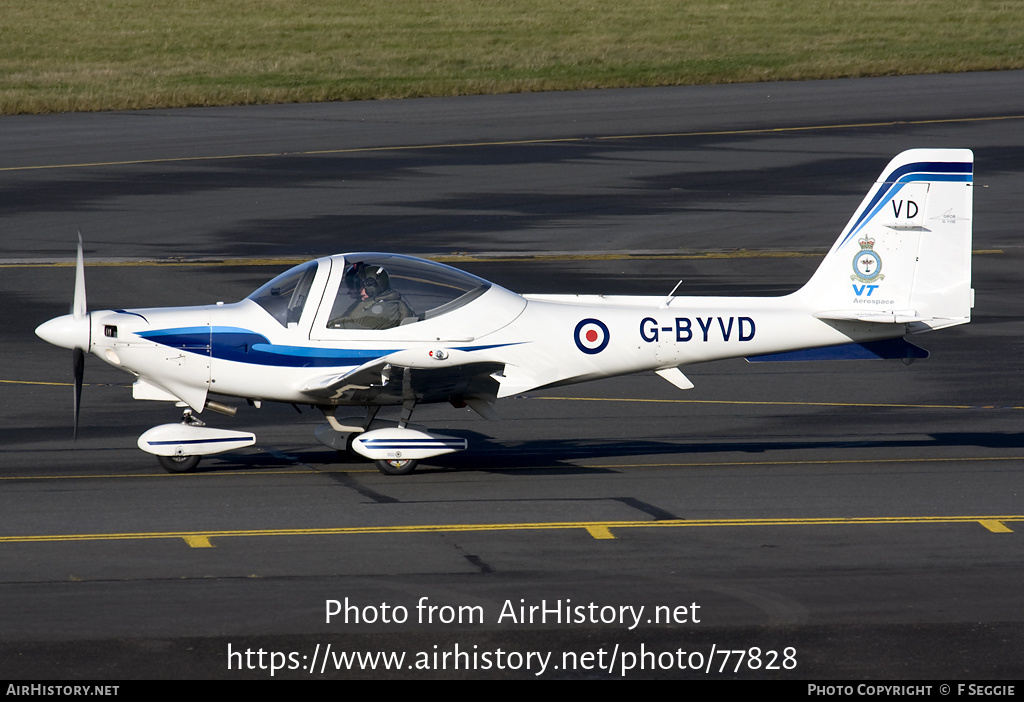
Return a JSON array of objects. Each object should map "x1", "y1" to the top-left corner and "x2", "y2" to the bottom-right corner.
[{"x1": 800, "y1": 149, "x2": 974, "y2": 331}]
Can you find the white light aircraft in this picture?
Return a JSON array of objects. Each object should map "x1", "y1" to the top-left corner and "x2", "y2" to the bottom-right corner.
[{"x1": 36, "y1": 149, "x2": 974, "y2": 475}]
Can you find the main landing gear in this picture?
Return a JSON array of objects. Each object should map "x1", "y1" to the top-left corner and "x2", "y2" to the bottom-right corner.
[{"x1": 316, "y1": 401, "x2": 468, "y2": 476}]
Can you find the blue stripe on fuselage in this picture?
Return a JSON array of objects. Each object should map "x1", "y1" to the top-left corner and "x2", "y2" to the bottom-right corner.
[
  {"x1": 137, "y1": 326, "x2": 512, "y2": 368},
  {"x1": 137, "y1": 327, "x2": 398, "y2": 367}
]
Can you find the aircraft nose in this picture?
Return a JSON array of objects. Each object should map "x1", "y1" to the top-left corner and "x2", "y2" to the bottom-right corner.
[{"x1": 35, "y1": 313, "x2": 91, "y2": 351}]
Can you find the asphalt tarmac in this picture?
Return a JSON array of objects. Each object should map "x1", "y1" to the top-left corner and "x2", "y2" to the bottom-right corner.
[{"x1": 1, "y1": 71, "x2": 1023, "y2": 680}]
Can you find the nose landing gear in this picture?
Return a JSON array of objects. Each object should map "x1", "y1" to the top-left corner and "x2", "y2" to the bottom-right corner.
[{"x1": 138, "y1": 409, "x2": 256, "y2": 473}]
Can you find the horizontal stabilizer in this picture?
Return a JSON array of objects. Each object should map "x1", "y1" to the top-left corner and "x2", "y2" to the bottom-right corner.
[
  {"x1": 746, "y1": 338, "x2": 929, "y2": 363},
  {"x1": 814, "y1": 310, "x2": 925, "y2": 324}
]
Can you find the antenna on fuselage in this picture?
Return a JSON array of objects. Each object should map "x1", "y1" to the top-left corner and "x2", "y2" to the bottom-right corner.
[{"x1": 659, "y1": 280, "x2": 683, "y2": 309}]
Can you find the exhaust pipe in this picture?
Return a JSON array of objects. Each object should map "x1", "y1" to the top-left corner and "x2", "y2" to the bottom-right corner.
[{"x1": 204, "y1": 401, "x2": 237, "y2": 417}]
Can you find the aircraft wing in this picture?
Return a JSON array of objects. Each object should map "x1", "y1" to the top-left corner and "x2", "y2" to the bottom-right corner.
[{"x1": 301, "y1": 351, "x2": 505, "y2": 408}]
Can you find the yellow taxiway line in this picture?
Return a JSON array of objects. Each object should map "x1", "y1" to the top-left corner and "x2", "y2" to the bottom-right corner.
[
  {"x1": 2, "y1": 114, "x2": 1022, "y2": 174},
  {"x1": 1, "y1": 453, "x2": 1022, "y2": 485},
  {"x1": 535, "y1": 396, "x2": 1024, "y2": 411},
  {"x1": 0, "y1": 514, "x2": 1019, "y2": 548},
  {"x1": 5, "y1": 378, "x2": 1024, "y2": 413},
  {"x1": 0, "y1": 248, "x2": 1005, "y2": 268}
]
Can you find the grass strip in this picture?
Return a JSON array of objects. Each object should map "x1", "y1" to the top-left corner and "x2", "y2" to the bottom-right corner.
[{"x1": 2, "y1": 0, "x2": 1022, "y2": 114}]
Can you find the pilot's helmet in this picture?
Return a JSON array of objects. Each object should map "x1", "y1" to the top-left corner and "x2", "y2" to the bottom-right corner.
[{"x1": 358, "y1": 265, "x2": 391, "y2": 296}]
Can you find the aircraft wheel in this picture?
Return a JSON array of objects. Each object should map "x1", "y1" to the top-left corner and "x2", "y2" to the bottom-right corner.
[
  {"x1": 334, "y1": 433, "x2": 361, "y2": 463},
  {"x1": 157, "y1": 454, "x2": 201, "y2": 473},
  {"x1": 375, "y1": 458, "x2": 418, "y2": 476}
]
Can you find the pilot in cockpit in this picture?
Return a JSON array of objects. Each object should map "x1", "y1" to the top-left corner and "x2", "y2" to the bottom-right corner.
[{"x1": 328, "y1": 262, "x2": 415, "y2": 330}]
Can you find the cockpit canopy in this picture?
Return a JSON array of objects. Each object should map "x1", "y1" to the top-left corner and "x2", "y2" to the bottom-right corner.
[
  {"x1": 248, "y1": 260, "x2": 319, "y2": 327},
  {"x1": 248, "y1": 253, "x2": 494, "y2": 329}
]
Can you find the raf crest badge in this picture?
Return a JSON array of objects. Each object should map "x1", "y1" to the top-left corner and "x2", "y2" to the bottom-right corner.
[{"x1": 851, "y1": 237, "x2": 884, "y2": 283}]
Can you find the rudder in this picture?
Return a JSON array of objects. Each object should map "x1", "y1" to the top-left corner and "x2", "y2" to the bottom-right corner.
[{"x1": 800, "y1": 149, "x2": 974, "y2": 330}]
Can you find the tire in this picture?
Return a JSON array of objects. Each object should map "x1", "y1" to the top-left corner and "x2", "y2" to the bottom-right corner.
[
  {"x1": 375, "y1": 458, "x2": 418, "y2": 476},
  {"x1": 157, "y1": 454, "x2": 201, "y2": 473},
  {"x1": 334, "y1": 433, "x2": 361, "y2": 463}
]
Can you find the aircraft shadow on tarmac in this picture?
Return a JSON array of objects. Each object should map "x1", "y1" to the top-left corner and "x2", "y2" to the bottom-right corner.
[{"x1": 191, "y1": 429, "x2": 1024, "y2": 476}]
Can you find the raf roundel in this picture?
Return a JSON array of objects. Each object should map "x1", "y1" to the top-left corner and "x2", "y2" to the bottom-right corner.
[{"x1": 574, "y1": 318, "x2": 610, "y2": 354}]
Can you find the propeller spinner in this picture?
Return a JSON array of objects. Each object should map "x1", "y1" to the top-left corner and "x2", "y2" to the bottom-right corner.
[{"x1": 34, "y1": 234, "x2": 91, "y2": 438}]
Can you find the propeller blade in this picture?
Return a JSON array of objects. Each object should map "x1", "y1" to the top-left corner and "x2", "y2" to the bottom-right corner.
[
  {"x1": 72, "y1": 234, "x2": 88, "y2": 438},
  {"x1": 73, "y1": 231, "x2": 87, "y2": 319},
  {"x1": 73, "y1": 347, "x2": 84, "y2": 440}
]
